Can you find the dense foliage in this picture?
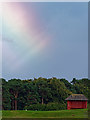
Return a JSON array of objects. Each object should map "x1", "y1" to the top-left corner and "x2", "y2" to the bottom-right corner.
[{"x1": 1, "y1": 77, "x2": 89, "y2": 110}]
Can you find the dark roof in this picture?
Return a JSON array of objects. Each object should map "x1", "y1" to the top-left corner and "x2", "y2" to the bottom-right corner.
[{"x1": 65, "y1": 94, "x2": 88, "y2": 101}]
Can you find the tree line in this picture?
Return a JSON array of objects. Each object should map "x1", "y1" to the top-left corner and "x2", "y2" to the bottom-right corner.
[{"x1": 1, "y1": 77, "x2": 89, "y2": 110}]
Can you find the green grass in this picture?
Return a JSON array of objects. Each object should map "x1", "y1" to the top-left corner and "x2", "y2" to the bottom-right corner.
[
  {"x1": 2, "y1": 109, "x2": 88, "y2": 118},
  {"x1": 0, "y1": 111, "x2": 2, "y2": 119}
]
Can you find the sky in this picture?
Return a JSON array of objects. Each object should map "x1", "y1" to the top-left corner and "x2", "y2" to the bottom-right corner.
[{"x1": 1, "y1": 2, "x2": 88, "y2": 81}]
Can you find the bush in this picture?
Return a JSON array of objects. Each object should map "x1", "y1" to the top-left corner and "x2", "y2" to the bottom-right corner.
[
  {"x1": 24, "y1": 104, "x2": 46, "y2": 111},
  {"x1": 24, "y1": 102, "x2": 66, "y2": 111},
  {"x1": 46, "y1": 102, "x2": 66, "y2": 110}
]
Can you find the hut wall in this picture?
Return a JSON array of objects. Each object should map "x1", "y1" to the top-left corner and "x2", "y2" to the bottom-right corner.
[{"x1": 67, "y1": 100, "x2": 87, "y2": 110}]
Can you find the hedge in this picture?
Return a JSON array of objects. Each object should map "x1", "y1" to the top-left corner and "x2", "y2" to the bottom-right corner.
[{"x1": 24, "y1": 102, "x2": 67, "y2": 111}]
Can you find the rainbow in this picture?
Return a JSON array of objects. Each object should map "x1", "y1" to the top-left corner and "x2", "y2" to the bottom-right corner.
[{"x1": 2, "y1": 2, "x2": 50, "y2": 70}]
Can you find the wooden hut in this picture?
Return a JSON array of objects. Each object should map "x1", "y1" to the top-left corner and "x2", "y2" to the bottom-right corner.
[{"x1": 65, "y1": 94, "x2": 88, "y2": 110}]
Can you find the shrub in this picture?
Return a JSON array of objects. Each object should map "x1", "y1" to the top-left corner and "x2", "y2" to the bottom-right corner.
[{"x1": 24, "y1": 102, "x2": 66, "y2": 111}]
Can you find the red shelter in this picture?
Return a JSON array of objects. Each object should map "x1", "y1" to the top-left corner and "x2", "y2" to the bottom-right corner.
[{"x1": 65, "y1": 94, "x2": 88, "y2": 110}]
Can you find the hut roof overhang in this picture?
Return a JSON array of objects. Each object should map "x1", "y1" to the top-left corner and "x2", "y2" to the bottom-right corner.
[{"x1": 65, "y1": 94, "x2": 88, "y2": 101}]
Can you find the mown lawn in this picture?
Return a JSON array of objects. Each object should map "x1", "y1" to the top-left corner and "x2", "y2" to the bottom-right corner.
[{"x1": 2, "y1": 109, "x2": 88, "y2": 118}]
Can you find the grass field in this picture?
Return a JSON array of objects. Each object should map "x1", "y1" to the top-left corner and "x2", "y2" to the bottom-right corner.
[{"x1": 2, "y1": 109, "x2": 88, "y2": 118}]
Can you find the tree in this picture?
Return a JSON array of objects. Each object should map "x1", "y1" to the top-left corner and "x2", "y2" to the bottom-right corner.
[
  {"x1": 2, "y1": 78, "x2": 11, "y2": 110},
  {"x1": 60, "y1": 78, "x2": 75, "y2": 93},
  {"x1": 71, "y1": 78, "x2": 78, "y2": 84},
  {"x1": 72, "y1": 78, "x2": 89, "y2": 98},
  {"x1": 35, "y1": 77, "x2": 52, "y2": 104},
  {"x1": 18, "y1": 80, "x2": 39, "y2": 110},
  {"x1": 8, "y1": 79, "x2": 22, "y2": 110},
  {"x1": 48, "y1": 77, "x2": 72, "y2": 103}
]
